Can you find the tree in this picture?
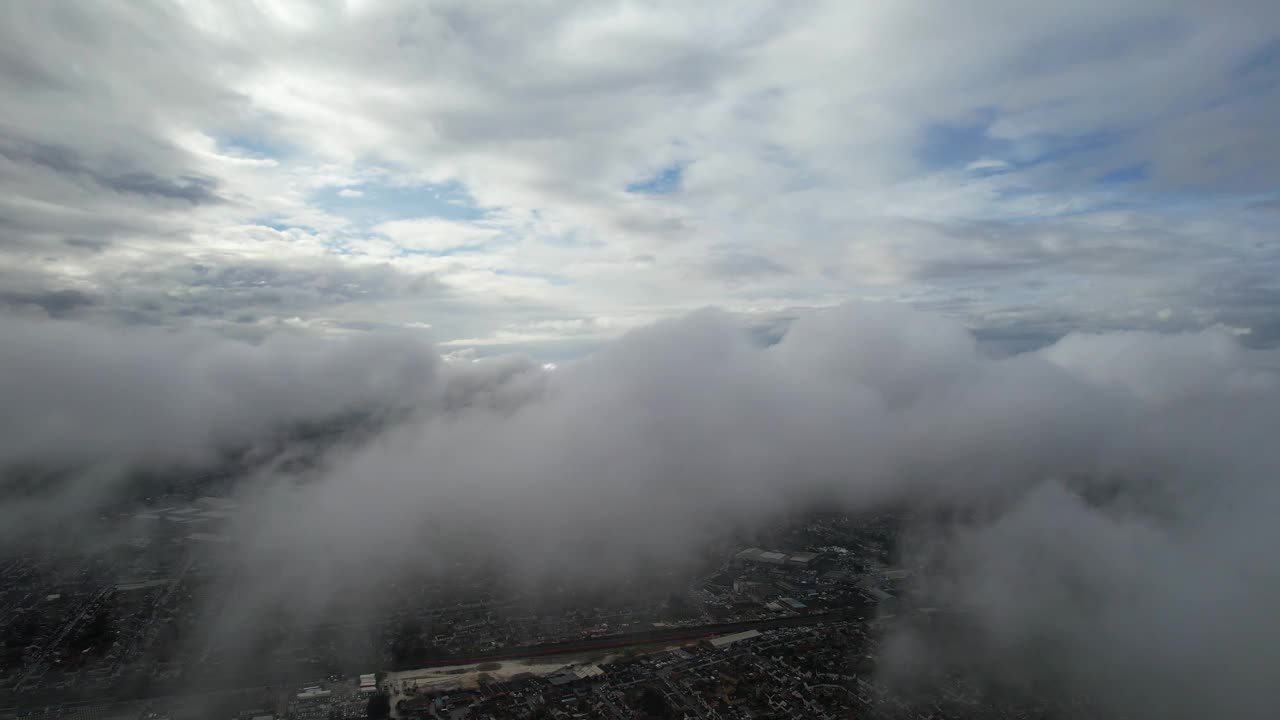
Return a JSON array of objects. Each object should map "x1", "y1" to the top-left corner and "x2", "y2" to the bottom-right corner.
[
  {"x1": 366, "y1": 691, "x2": 391, "y2": 719},
  {"x1": 637, "y1": 686, "x2": 669, "y2": 718}
]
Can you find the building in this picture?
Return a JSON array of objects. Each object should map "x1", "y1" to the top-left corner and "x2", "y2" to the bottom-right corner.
[
  {"x1": 297, "y1": 687, "x2": 331, "y2": 700},
  {"x1": 788, "y1": 552, "x2": 820, "y2": 568},
  {"x1": 708, "y1": 629, "x2": 761, "y2": 648},
  {"x1": 735, "y1": 547, "x2": 823, "y2": 569}
]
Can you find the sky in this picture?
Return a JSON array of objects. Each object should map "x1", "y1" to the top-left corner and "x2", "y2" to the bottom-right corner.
[{"x1": 1, "y1": 0, "x2": 1278, "y2": 357}]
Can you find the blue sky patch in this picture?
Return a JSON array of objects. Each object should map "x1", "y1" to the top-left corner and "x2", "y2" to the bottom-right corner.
[
  {"x1": 217, "y1": 133, "x2": 287, "y2": 160},
  {"x1": 314, "y1": 180, "x2": 487, "y2": 225},
  {"x1": 1235, "y1": 38, "x2": 1280, "y2": 78},
  {"x1": 918, "y1": 111, "x2": 1132, "y2": 183},
  {"x1": 1097, "y1": 164, "x2": 1148, "y2": 185},
  {"x1": 251, "y1": 215, "x2": 310, "y2": 233},
  {"x1": 494, "y1": 268, "x2": 574, "y2": 286},
  {"x1": 916, "y1": 111, "x2": 1009, "y2": 171},
  {"x1": 626, "y1": 164, "x2": 684, "y2": 194},
  {"x1": 1026, "y1": 130, "x2": 1123, "y2": 167}
]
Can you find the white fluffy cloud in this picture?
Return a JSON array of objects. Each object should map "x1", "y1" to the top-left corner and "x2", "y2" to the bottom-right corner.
[{"x1": 373, "y1": 217, "x2": 502, "y2": 252}]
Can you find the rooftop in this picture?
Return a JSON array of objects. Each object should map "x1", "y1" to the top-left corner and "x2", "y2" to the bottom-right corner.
[{"x1": 709, "y1": 629, "x2": 762, "y2": 648}]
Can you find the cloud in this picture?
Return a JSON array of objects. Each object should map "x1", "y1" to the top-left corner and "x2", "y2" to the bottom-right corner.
[
  {"x1": 0, "y1": 288, "x2": 95, "y2": 317},
  {"x1": 890, "y1": 474, "x2": 1280, "y2": 719},
  {"x1": 704, "y1": 251, "x2": 790, "y2": 281},
  {"x1": 0, "y1": 314, "x2": 441, "y2": 547},
  {"x1": 373, "y1": 217, "x2": 501, "y2": 252},
  {"x1": 0, "y1": 316, "x2": 437, "y2": 471},
  {"x1": 0, "y1": 1, "x2": 1275, "y2": 347},
  {"x1": 62, "y1": 236, "x2": 110, "y2": 253},
  {"x1": 17, "y1": 302, "x2": 1249, "y2": 716},
  {"x1": 0, "y1": 134, "x2": 223, "y2": 205},
  {"x1": 0, "y1": 3, "x2": 1277, "y2": 712},
  {"x1": 2, "y1": 302, "x2": 1280, "y2": 712}
]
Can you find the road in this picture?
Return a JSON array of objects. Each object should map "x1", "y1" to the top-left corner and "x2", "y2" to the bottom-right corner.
[
  {"x1": 15, "y1": 587, "x2": 113, "y2": 688},
  {"x1": 383, "y1": 606, "x2": 870, "y2": 670},
  {"x1": 2, "y1": 606, "x2": 871, "y2": 713}
]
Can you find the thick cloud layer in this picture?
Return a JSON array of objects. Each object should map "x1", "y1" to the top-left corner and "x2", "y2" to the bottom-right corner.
[
  {"x1": 219, "y1": 303, "x2": 1280, "y2": 719},
  {"x1": 4, "y1": 303, "x2": 1280, "y2": 717},
  {"x1": 0, "y1": 317, "x2": 438, "y2": 540},
  {"x1": 2, "y1": 2, "x2": 1278, "y2": 348},
  {"x1": 0, "y1": 317, "x2": 437, "y2": 468},
  {"x1": 235, "y1": 303, "x2": 1279, "y2": 568}
]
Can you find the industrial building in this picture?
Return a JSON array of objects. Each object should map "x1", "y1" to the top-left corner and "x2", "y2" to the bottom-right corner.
[
  {"x1": 707, "y1": 629, "x2": 761, "y2": 648},
  {"x1": 788, "y1": 551, "x2": 820, "y2": 568},
  {"x1": 296, "y1": 687, "x2": 331, "y2": 700},
  {"x1": 734, "y1": 547, "x2": 823, "y2": 569}
]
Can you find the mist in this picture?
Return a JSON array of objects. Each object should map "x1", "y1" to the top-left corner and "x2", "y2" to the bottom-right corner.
[
  {"x1": 0, "y1": 316, "x2": 436, "y2": 542},
  {"x1": 3, "y1": 303, "x2": 1280, "y2": 717}
]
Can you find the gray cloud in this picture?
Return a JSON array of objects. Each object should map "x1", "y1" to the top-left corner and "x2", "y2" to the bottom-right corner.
[
  {"x1": 0, "y1": 2, "x2": 1275, "y2": 345},
  {"x1": 0, "y1": 137, "x2": 223, "y2": 205},
  {"x1": 0, "y1": 288, "x2": 95, "y2": 317},
  {"x1": 0, "y1": 3, "x2": 1279, "y2": 708},
  {"x1": 98, "y1": 171, "x2": 221, "y2": 205},
  {"x1": 63, "y1": 236, "x2": 110, "y2": 252},
  {"x1": 126, "y1": 303, "x2": 1274, "y2": 719},
  {"x1": 0, "y1": 257, "x2": 450, "y2": 335},
  {"x1": 2, "y1": 303, "x2": 1280, "y2": 714},
  {"x1": 0, "y1": 317, "x2": 437, "y2": 472},
  {"x1": 705, "y1": 251, "x2": 791, "y2": 280}
]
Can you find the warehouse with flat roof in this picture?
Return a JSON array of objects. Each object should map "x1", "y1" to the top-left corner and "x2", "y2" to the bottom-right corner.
[
  {"x1": 708, "y1": 629, "x2": 761, "y2": 648},
  {"x1": 735, "y1": 547, "x2": 823, "y2": 569}
]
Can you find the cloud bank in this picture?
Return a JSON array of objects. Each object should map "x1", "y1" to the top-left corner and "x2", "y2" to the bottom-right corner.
[{"x1": 4, "y1": 303, "x2": 1278, "y2": 716}]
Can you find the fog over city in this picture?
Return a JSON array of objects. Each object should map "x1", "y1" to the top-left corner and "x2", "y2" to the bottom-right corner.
[
  {"x1": 3, "y1": 303, "x2": 1280, "y2": 717},
  {"x1": 2, "y1": 2, "x2": 1279, "y2": 719}
]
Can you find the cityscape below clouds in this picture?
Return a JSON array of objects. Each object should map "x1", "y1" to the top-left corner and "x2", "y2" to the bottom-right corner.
[{"x1": 1, "y1": 3, "x2": 1279, "y2": 720}]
